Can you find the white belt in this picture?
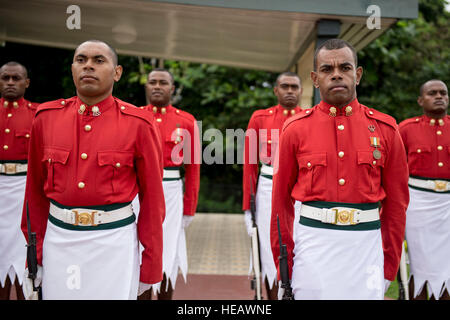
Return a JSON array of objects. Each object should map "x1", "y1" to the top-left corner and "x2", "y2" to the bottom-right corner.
[
  {"x1": 260, "y1": 164, "x2": 273, "y2": 176},
  {"x1": 300, "y1": 204, "x2": 380, "y2": 226},
  {"x1": 163, "y1": 169, "x2": 181, "y2": 179},
  {"x1": 408, "y1": 177, "x2": 450, "y2": 192},
  {"x1": 0, "y1": 163, "x2": 28, "y2": 174},
  {"x1": 49, "y1": 202, "x2": 133, "y2": 226}
]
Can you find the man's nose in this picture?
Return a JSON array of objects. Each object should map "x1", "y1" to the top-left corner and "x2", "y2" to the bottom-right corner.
[
  {"x1": 83, "y1": 59, "x2": 95, "y2": 70},
  {"x1": 7, "y1": 77, "x2": 15, "y2": 85},
  {"x1": 331, "y1": 69, "x2": 343, "y2": 80}
]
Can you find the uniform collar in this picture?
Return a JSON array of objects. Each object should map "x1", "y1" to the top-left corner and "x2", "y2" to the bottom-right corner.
[
  {"x1": 422, "y1": 114, "x2": 447, "y2": 127},
  {"x1": 276, "y1": 104, "x2": 302, "y2": 116},
  {"x1": 75, "y1": 95, "x2": 115, "y2": 116},
  {"x1": 149, "y1": 104, "x2": 173, "y2": 115},
  {"x1": 1, "y1": 97, "x2": 25, "y2": 109},
  {"x1": 318, "y1": 98, "x2": 360, "y2": 117}
]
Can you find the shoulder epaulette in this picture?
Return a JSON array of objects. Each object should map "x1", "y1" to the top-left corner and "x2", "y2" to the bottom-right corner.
[
  {"x1": 399, "y1": 117, "x2": 421, "y2": 129},
  {"x1": 251, "y1": 106, "x2": 277, "y2": 119},
  {"x1": 364, "y1": 107, "x2": 398, "y2": 129},
  {"x1": 35, "y1": 98, "x2": 72, "y2": 116},
  {"x1": 173, "y1": 107, "x2": 196, "y2": 122},
  {"x1": 116, "y1": 98, "x2": 154, "y2": 125},
  {"x1": 25, "y1": 101, "x2": 39, "y2": 111},
  {"x1": 282, "y1": 108, "x2": 313, "y2": 131}
]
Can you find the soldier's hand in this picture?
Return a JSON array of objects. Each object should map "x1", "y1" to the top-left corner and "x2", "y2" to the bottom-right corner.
[
  {"x1": 182, "y1": 215, "x2": 194, "y2": 229},
  {"x1": 244, "y1": 210, "x2": 253, "y2": 236},
  {"x1": 23, "y1": 265, "x2": 42, "y2": 300}
]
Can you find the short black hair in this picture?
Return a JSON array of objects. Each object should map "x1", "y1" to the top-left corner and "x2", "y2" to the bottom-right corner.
[
  {"x1": 74, "y1": 40, "x2": 118, "y2": 66},
  {"x1": 314, "y1": 39, "x2": 357, "y2": 71},
  {"x1": 419, "y1": 79, "x2": 447, "y2": 96},
  {"x1": 0, "y1": 61, "x2": 28, "y2": 78},
  {"x1": 275, "y1": 71, "x2": 301, "y2": 86},
  {"x1": 149, "y1": 68, "x2": 175, "y2": 85}
]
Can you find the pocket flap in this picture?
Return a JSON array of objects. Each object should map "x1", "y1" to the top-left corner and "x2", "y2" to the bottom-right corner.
[
  {"x1": 98, "y1": 151, "x2": 134, "y2": 167},
  {"x1": 298, "y1": 152, "x2": 327, "y2": 169},
  {"x1": 357, "y1": 150, "x2": 385, "y2": 166},
  {"x1": 15, "y1": 130, "x2": 31, "y2": 138},
  {"x1": 410, "y1": 145, "x2": 431, "y2": 154},
  {"x1": 43, "y1": 147, "x2": 70, "y2": 164}
]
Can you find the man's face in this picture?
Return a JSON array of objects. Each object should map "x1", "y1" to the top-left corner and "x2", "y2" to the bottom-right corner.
[
  {"x1": 145, "y1": 71, "x2": 174, "y2": 107},
  {"x1": 311, "y1": 47, "x2": 362, "y2": 107},
  {"x1": 0, "y1": 65, "x2": 29, "y2": 101},
  {"x1": 71, "y1": 41, "x2": 122, "y2": 101},
  {"x1": 418, "y1": 81, "x2": 448, "y2": 116},
  {"x1": 274, "y1": 75, "x2": 302, "y2": 109}
]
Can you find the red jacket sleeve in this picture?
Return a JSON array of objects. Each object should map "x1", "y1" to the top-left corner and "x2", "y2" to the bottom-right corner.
[
  {"x1": 270, "y1": 123, "x2": 299, "y2": 278},
  {"x1": 135, "y1": 119, "x2": 166, "y2": 284},
  {"x1": 242, "y1": 115, "x2": 260, "y2": 211},
  {"x1": 379, "y1": 126, "x2": 409, "y2": 281},
  {"x1": 21, "y1": 114, "x2": 49, "y2": 265},
  {"x1": 182, "y1": 119, "x2": 200, "y2": 216}
]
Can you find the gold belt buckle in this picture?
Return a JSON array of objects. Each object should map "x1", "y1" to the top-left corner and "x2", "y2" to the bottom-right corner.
[
  {"x1": 434, "y1": 180, "x2": 448, "y2": 192},
  {"x1": 73, "y1": 210, "x2": 97, "y2": 226},
  {"x1": 333, "y1": 208, "x2": 356, "y2": 225},
  {"x1": 5, "y1": 163, "x2": 17, "y2": 174}
]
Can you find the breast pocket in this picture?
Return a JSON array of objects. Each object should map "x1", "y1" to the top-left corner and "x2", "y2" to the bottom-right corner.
[
  {"x1": 165, "y1": 133, "x2": 185, "y2": 165},
  {"x1": 259, "y1": 135, "x2": 278, "y2": 164},
  {"x1": 357, "y1": 150, "x2": 385, "y2": 194},
  {"x1": 297, "y1": 152, "x2": 327, "y2": 195},
  {"x1": 97, "y1": 151, "x2": 135, "y2": 193},
  {"x1": 42, "y1": 147, "x2": 70, "y2": 193},
  {"x1": 15, "y1": 130, "x2": 31, "y2": 156},
  {"x1": 407, "y1": 146, "x2": 431, "y2": 170}
]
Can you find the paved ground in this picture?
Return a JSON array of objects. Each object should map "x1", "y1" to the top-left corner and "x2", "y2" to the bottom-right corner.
[{"x1": 173, "y1": 213, "x2": 258, "y2": 300}]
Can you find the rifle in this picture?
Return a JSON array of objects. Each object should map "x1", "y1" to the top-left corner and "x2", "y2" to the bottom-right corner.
[
  {"x1": 249, "y1": 182, "x2": 262, "y2": 300},
  {"x1": 397, "y1": 241, "x2": 409, "y2": 300},
  {"x1": 277, "y1": 216, "x2": 293, "y2": 300},
  {"x1": 26, "y1": 201, "x2": 42, "y2": 300}
]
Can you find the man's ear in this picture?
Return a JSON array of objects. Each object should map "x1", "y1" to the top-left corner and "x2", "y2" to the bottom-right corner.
[
  {"x1": 310, "y1": 71, "x2": 319, "y2": 88},
  {"x1": 114, "y1": 65, "x2": 123, "y2": 82},
  {"x1": 355, "y1": 66, "x2": 363, "y2": 85},
  {"x1": 417, "y1": 96, "x2": 424, "y2": 108}
]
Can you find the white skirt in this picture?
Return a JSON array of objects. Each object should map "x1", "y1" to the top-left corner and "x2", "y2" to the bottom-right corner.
[
  {"x1": 292, "y1": 202, "x2": 384, "y2": 300},
  {"x1": 249, "y1": 175, "x2": 300, "y2": 289},
  {"x1": 42, "y1": 218, "x2": 140, "y2": 300},
  {"x1": 405, "y1": 187, "x2": 450, "y2": 298},
  {"x1": 0, "y1": 175, "x2": 27, "y2": 287},
  {"x1": 132, "y1": 179, "x2": 187, "y2": 294}
]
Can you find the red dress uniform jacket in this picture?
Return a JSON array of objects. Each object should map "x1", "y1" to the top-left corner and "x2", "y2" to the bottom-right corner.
[
  {"x1": 21, "y1": 95, "x2": 165, "y2": 284},
  {"x1": 270, "y1": 99, "x2": 409, "y2": 281},
  {"x1": 399, "y1": 115, "x2": 450, "y2": 179},
  {"x1": 1, "y1": 97, "x2": 38, "y2": 161},
  {"x1": 143, "y1": 104, "x2": 200, "y2": 216},
  {"x1": 242, "y1": 104, "x2": 302, "y2": 211}
]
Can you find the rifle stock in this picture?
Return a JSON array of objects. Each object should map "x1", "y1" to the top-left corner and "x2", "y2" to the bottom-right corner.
[
  {"x1": 26, "y1": 202, "x2": 42, "y2": 299},
  {"x1": 277, "y1": 216, "x2": 293, "y2": 300},
  {"x1": 249, "y1": 181, "x2": 262, "y2": 300}
]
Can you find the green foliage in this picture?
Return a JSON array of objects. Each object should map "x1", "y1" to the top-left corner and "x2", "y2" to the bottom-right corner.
[{"x1": 357, "y1": 0, "x2": 450, "y2": 122}]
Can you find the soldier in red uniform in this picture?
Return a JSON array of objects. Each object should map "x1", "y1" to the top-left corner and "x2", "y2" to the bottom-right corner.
[
  {"x1": 0, "y1": 62, "x2": 38, "y2": 300},
  {"x1": 270, "y1": 39, "x2": 409, "y2": 299},
  {"x1": 243, "y1": 72, "x2": 302, "y2": 299},
  {"x1": 138, "y1": 68, "x2": 200, "y2": 300},
  {"x1": 20, "y1": 40, "x2": 165, "y2": 299},
  {"x1": 399, "y1": 80, "x2": 450, "y2": 300}
]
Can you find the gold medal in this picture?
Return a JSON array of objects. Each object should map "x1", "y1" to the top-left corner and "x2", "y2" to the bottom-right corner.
[{"x1": 373, "y1": 149, "x2": 381, "y2": 160}]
